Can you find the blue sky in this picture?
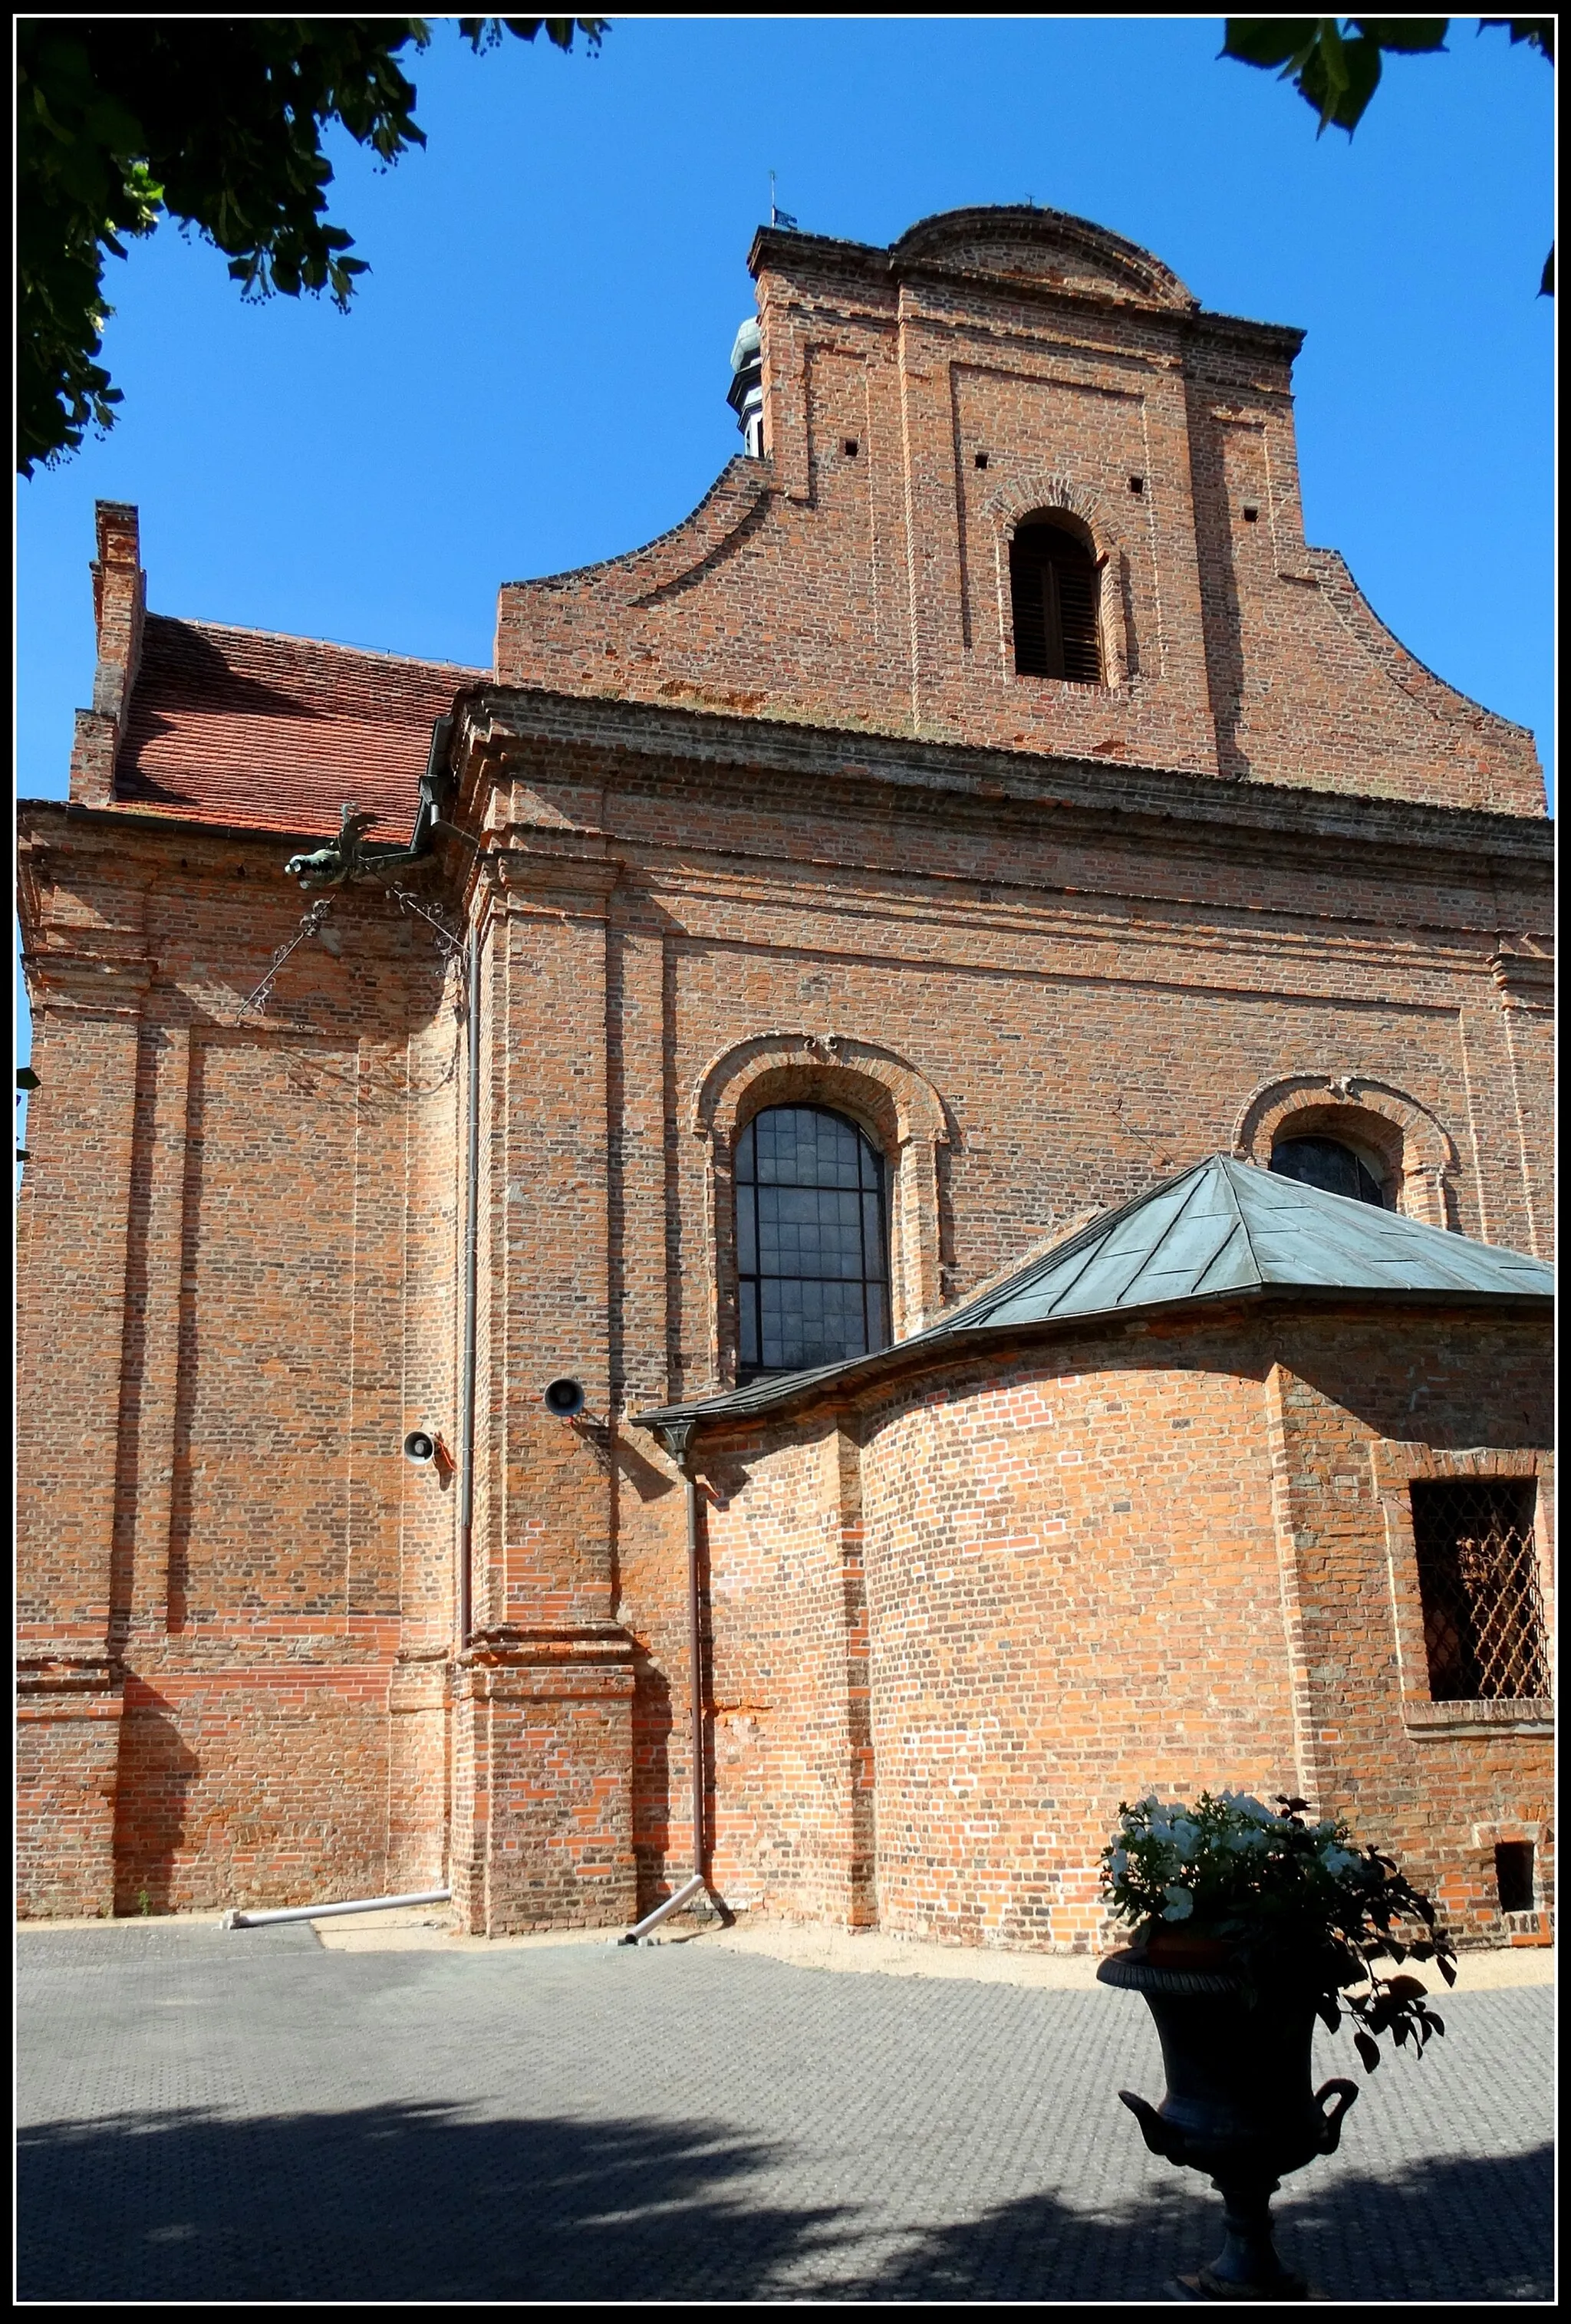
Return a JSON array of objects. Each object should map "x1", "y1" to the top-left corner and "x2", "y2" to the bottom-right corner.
[{"x1": 15, "y1": 18, "x2": 1554, "y2": 806}]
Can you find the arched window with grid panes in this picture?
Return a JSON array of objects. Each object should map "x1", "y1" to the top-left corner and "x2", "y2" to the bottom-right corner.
[{"x1": 734, "y1": 1105, "x2": 891, "y2": 1378}]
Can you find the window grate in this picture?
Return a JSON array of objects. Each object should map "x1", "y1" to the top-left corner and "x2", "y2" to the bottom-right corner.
[{"x1": 1409, "y1": 1478, "x2": 1548, "y2": 1701}]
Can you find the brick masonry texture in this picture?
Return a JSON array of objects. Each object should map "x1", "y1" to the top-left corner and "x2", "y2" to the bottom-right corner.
[
  {"x1": 15, "y1": 206, "x2": 1552, "y2": 1944},
  {"x1": 496, "y1": 212, "x2": 1543, "y2": 818},
  {"x1": 693, "y1": 1308, "x2": 1552, "y2": 1951}
]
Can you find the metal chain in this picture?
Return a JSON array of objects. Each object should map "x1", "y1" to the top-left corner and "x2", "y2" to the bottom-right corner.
[{"x1": 239, "y1": 897, "x2": 334, "y2": 1017}]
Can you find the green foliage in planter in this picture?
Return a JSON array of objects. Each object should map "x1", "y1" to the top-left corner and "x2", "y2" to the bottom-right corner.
[{"x1": 1101, "y1": 1791, "x2": 1457, "y2": 2072}]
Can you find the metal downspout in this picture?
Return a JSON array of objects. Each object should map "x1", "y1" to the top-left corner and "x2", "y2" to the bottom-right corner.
[
  {"x1": 459, "y1": 911, "x2": 482, "y2": 1648},
  {"x1": 225, "y1": 1888, "x2": 451, "y2": 1931},
  {"x1": 618, "y1": 1423, "x2": 708, "y2": 1943}
]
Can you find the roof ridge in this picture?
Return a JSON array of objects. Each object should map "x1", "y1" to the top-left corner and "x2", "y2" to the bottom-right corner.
[
  {"x1": 1102, "y1": 1164, "x2": 1221, "y2": 1309},
  {"x1": 931, "y1": 1157, "x2": 1218, "y2": 1336},
  {"x1": 145, "y1": 611, "x2": 487, "y2": 679},
  {"x1": 1215, "y1": 1154, "x2": 1267, "y2": 1288}
]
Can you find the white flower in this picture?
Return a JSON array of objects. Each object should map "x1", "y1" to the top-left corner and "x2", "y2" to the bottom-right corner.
[
  {"x1": 1171, "y1": 1819, "x2": 1200, "y2": 1856},
  {"x1": 1108, "y1": 1848, "x2": 1129, "y2": 1881},
  {"x1": 1161, "y1": 1885, "x2": 1195, "y2": 1921},
  {"x1": 1319, "y1": 1845, "x2": 1360, "y2": 1878}
]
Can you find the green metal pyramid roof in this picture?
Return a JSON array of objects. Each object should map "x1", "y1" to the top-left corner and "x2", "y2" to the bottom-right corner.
[
  {"x1": 635, "y1": 1154, "x2": 1552, "y2": 1434},
  {"x1": 936, "y1": 1150, "x2": 1552, "y2": 1327}
]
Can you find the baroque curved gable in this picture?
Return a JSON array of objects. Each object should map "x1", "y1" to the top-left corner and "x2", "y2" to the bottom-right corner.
[{"x1": 890, "y1": 204, "x2": 1196, "y2": 311}]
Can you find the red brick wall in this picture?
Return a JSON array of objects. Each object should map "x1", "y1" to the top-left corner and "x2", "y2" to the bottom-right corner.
[
  {"x1": 701, "y1": 1424, "x2": 874, "y2": 1925},
  {"x1": 496, "y1": 218, "x2": 1542, "y2": 818},
  {"x1": 114, "y1": 1667, "x2": 394, "y2": 1914},
  {"x1": 857, "y1": 1338, "x2": 1297, "y2": 1951},
  {"x1": 692, "y1": 1303, "x2": 1551, "y2": 1953},
  {"x1": 14, "y1": 206, "x2": 1551, "y2": 1930},
  {"x1": 18, "y1": 821, "x2": 456, "y2": 1914},
  {"x1": 450, "y1": 1653, "x2": 636, "y2": 1933},
  {"x1": 1265, "y1": 1311, "x2": 1553, "y2": 1945},
  {"x1": 17, "y1": 1671, "x2": 124, "y2": 1918}
]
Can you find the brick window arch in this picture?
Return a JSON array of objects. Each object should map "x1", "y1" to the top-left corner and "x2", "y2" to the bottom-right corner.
[
  {"x1": 985, "y1": 471, "x2": 1131, "y2": 688},
  {"x1": 1230, "y1": 1075, "x2": 1459, "y2": 1229},
  {"x1": 1009, "y1": 515, "x2": 1102, "y2": 683},
  {"x1": 691, "y1": 1034, "x2": 951, "y2": 1389}
]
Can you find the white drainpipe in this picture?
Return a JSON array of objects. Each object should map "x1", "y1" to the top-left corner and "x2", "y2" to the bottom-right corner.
[{"x1": 224, "y1": 1888, "x2": 451, "y2": 1931}]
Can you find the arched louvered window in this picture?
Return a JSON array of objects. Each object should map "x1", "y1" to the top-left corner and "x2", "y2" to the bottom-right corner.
[
  {"x1": 735, "y1": 1105, "x2": 890, "y2": 1377},
  {"x1": 1009, "y1": 519, "x2": 1102, "y2": 683},
  {"x1": 1270, "y1": 1135, "x2": 1388, "y2": 1207}
]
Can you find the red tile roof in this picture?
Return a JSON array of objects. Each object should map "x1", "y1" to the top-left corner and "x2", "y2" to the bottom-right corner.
[{"x1": 114, "y1": 615, "x2": 486, "y2": 840}]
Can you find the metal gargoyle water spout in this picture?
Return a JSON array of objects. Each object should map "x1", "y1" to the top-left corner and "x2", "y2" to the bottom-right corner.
[{"x1": 285, "y1": 804, "x2": 380, "y2": 891}]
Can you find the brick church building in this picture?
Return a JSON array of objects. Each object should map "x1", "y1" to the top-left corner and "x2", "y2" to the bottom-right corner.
[{"x1": 18, "y1": 207, "x2": 1553, "y2": 1947}]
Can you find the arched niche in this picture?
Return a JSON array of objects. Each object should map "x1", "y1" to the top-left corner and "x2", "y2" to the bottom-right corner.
[
  {"x1": 692, "y1": 1034, "x2": 952, "y2": 1382},
  {"x1": 985, "y1": 472, "x2": 1133, "y2": 689},
  {"x1": 1230, "y1": 1074, "x2": 1459, "y2": 1229}
]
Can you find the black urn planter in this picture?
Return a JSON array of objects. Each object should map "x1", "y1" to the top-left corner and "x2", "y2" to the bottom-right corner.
[{"x1": 1097, "y1": 1947, "x2": 1358, "y2": 2301}]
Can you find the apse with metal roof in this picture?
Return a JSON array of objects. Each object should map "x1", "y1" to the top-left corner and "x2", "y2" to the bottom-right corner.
[{"x1": 635, "y1": 1154, "x2": 1554, "y2": 1431}]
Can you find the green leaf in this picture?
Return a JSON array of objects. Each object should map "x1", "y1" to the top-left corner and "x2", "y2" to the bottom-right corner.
[
  {"x1": 1226, "y1": 15, "x2": 1451, "y2": 135},
  {"x1": 1354, "y1": 2029, "x2": 1381, "y2": 2072},
  {"x1": 1222, "y1": 20, "x2": 1322, "y2": 71},
  {"x1": 1481, "y1": 18, "x2": 1554, "y2": 64},
  {"x1": 1353, "y1": 19, "x2": 1449, "y2": 54},
  {"x1": 17, "y1": 1067, "x2": 41, "y2": 1091}
]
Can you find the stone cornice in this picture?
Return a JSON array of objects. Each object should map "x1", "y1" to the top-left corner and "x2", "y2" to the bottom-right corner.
[
  {"x1": 746, "y1": 223, "x2": 1304, "y2": 361},
  {"x1": 456, "y1": 685, "x2": 1553, "y2": 881}
]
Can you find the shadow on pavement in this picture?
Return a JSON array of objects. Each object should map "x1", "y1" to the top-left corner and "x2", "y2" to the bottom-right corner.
[
  {"x1": 20, "y1": 2102, "x2": 846, "y2": 2303},
  {"x1": 847, "y1": 2142, "x2": 1555, "y2": 2303},
  {"x1": 18, "y1": 2098, "x2": 1553, "y2": 2303}
]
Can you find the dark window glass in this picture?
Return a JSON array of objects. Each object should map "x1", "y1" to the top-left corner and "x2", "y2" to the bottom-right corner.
[
  {"x1": 1409, "y1": 1478, "x2": 1548, "y2": 1702},
  {"x1": 1494, "y1": 1841, "x2": 1536, "y2": 1914},
  {"x1": 1009, "y1": 522, "x2": 1102, "y2": 683},
  {"x1": 734, "y1": 1105, "x2": 890, "y2": 1376},
  {"x1": 1270, "y1": 1135, "x2": 1387, "y2": 1206}
]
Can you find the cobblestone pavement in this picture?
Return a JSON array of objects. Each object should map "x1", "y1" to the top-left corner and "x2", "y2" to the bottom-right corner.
[{"x1": 17, "y1": 1924, "x2": 1552, "y2": 2304}]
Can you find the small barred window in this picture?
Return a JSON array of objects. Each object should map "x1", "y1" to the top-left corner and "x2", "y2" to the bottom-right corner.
[
  {"x1": 1409, "y1": 1478, "x2": 1549, "y2": 1702},
  {"x1": 1009, "y1": 521, "x2": 1102, "y2": 683},
  {"x1": 735, "y1": 1105, "x2": 890, "y2": 1378}
]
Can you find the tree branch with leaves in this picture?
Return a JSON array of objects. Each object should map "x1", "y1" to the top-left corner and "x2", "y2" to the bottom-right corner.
[
  {"x1": 1223, "y1": 18, "x2": 1553, "y2": 292},
  {"x1": 18, "y1": 18, "x2": 605, "y2": 476}
]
